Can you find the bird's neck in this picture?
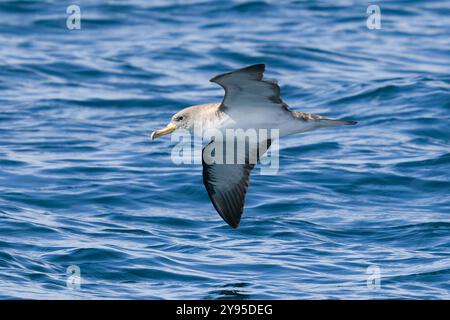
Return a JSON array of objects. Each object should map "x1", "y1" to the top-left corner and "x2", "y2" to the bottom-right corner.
[{"x1": 191, "y1": 103, "x2": 228, "y2": 132}]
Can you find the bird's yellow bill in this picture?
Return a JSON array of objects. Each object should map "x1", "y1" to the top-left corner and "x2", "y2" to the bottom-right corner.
[{"x1": 150, "y1": 123, "x2": 176, "y2": 140}]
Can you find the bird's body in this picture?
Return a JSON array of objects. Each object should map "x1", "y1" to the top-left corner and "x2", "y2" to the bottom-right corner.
[
  {"x1": 172, "y1": 102, "x2": 351, "y2": 138},
  {"x1": 151, "y1": 64, "x2": 356, "y2": 228}
]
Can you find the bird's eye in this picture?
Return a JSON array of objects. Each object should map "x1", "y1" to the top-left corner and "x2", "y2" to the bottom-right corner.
[{"x1": 176, "y1": 116, "x2": 184, "y2": 121}]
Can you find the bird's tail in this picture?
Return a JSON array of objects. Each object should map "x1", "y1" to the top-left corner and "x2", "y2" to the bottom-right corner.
[
  {"x1": 292, "y1": 111, "x2": 357, "y2": 127},
  {"x1": 317, "y1": 118, "x2": 358, "y2": 127}
]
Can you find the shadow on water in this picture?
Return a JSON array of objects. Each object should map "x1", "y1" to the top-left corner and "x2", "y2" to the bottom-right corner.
[{"x1": 204, "y1": 282, "x2": 251, "y2": 300}]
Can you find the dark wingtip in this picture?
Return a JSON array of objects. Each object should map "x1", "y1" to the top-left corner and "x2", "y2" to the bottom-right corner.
[
  {"x1": 245, "y1": 63, "x2": 265, "y2": 72},
  {"x1": 221, "y1": 213, "x2": 241, "y2": 229},
  {"x1": 345, "y1": 120, "x2": 358, "y2": 125},
  {"x1": 210, "y1": 63, "x2": 266, "y2": 83},
  {"x1": 228, "y1": 221, "x2": 240, "y2": 229}
]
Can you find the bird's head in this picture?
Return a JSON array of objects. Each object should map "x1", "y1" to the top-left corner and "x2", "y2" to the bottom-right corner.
[{"x1": 150, "y1": 108, "x2": 194, "y2": 140}]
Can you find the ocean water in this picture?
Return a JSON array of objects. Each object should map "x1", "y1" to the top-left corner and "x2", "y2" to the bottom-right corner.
[{"x1": 0, "y1": 0, "x2": 449, "y2": 299}]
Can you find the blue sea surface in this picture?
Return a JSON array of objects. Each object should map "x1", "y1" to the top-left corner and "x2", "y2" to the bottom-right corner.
[{"x1": 0, "y1": 0, "x2": 449, "y2": 299}]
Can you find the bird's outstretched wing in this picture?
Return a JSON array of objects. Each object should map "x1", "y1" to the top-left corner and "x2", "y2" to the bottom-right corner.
[
  {"x1": 210, "y1": 64, "x2": 289, "y2": 118},
  {"x1": 202, "y1": 139, "x2": 271, "y2": 228}
]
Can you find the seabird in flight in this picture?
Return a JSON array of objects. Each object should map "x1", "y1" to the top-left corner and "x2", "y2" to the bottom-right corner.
[{"x1": 151, "y1": 64, "x2": 356, "y2": 228}]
